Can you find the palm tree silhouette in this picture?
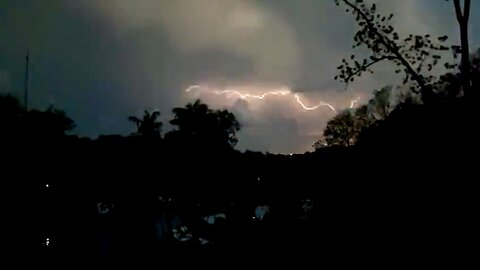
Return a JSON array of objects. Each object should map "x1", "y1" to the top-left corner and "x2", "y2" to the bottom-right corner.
[{"x1": 128, "y1": 110, "x2": 162, "y2": 138}]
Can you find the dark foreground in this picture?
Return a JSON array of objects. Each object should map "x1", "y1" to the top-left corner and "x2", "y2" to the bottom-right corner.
[{"x1": 4, "y1": 139, "x2": 473, "y2": 266}]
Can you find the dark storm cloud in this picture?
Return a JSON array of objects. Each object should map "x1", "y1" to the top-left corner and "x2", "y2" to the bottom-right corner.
[{"x1": 1, "y1": 0, "x2": 478, "y2": 153}]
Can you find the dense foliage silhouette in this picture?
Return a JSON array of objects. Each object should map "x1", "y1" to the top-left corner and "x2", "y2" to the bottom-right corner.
[{"x1": 128, "y1": 110, "x2": 162, "y2": 139}]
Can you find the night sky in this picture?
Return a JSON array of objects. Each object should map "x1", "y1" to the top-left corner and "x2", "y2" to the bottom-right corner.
[{"x1": 1, "y1": 0, "x2": 479, "y2": 153}]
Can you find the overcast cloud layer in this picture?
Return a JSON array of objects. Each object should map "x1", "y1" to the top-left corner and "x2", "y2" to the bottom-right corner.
[{"x1": 1, "y1": 0, "x2": 479, "y2": 153}]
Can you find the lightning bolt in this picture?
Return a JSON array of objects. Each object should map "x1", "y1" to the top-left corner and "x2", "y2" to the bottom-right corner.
[
  {"x1": 212, "y1": 89, "x2": 291, "y2": 99},
  {"x1": 185, "y1": 85, "x2": 201, "y2": 93},
  {"x1": 349, "y1": 97, "x2": 362, "y2": 109},
  {"x1": 186, "y1": 85, "x2": 360, "y2": 113},
  {"x1": 294, "y1": 94, "x2": 336, "y2": 112}
]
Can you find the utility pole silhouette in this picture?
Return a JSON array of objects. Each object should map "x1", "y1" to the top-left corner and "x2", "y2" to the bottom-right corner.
[{"x1": 24, "y1": 50, "x2": 30, "y2": 110}]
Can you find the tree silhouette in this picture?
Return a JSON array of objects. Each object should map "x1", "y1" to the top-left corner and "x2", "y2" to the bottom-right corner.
[
  {"x1": 323, "y1": 110, "x2": 357, "y2": 146},
  {"x1": 0, "y1": 94, "x2": 22, "y2": 118},
  {"x1": 369, "y1": 86, "x2": 393, "y2": 120},
  {"x1": 128, "y1": 110, "x2": 162, "y2": 138},
  {"x1": 323, "y1": 86, "x2": 395, "y2": 146},
  {"x1": 431, "y1": 48, "x2": 479, "y2": 101},
  {"x1": 0, "y1": 94, "x2": 23, "y2": 139},
  {"x1": 472, "y1": 48, "x2": 480, "y2": 88},
  {"x1": 167, "y1": 99, "x2": 240, "y2": 149},
  {"x1": 334, "y1": 0, "x2": 453, "y2": 101},
  {"x1": 0, "y1": 94, "x2": 22, "y2": 116},
  {"x1": 23, "y1": 106, "x2": 75, "y2": 139},
  {"x1": 1, "y1": 95, "x2": 75, "y2": 140},
  {"x1": 450, "y1": 0, "x2": 472, "y2": 95}
]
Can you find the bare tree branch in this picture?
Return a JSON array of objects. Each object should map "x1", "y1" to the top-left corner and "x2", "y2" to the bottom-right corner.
[
  {"x1": 464, "y1": 0, "x2": 470, "y2": 21},
  {"x1": 454, "y1": 0, "x2": 464, "y2": 21},
  {"x1": 453, "y1": 0, "x2": 472, "y2": 94}
]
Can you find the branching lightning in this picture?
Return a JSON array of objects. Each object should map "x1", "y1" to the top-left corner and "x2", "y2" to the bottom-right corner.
[
  {"x1": 349, "y1": 96, "x2": 362, "y2": 109},
  {"x1": 186, "y1": 85, "x2": 360, "y2": 112},
  {"x1": 293, "y1": 93, "x2": 336, "y2": 112}
]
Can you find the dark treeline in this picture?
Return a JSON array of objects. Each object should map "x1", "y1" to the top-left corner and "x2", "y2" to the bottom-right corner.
[{"x1": 3, "y1": 96, "x2": 356, "y2": 261}]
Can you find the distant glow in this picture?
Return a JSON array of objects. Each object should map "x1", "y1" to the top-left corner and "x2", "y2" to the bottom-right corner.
[
  {"x1": 186, "y1": 85, "x2": 360, "y2": 112},
  {"x1": 45, "y1": 238, "x2": 50, "y2": 246},
  {"x1": 45, "y1": 184, "x2": 49, "y2": 188}
]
